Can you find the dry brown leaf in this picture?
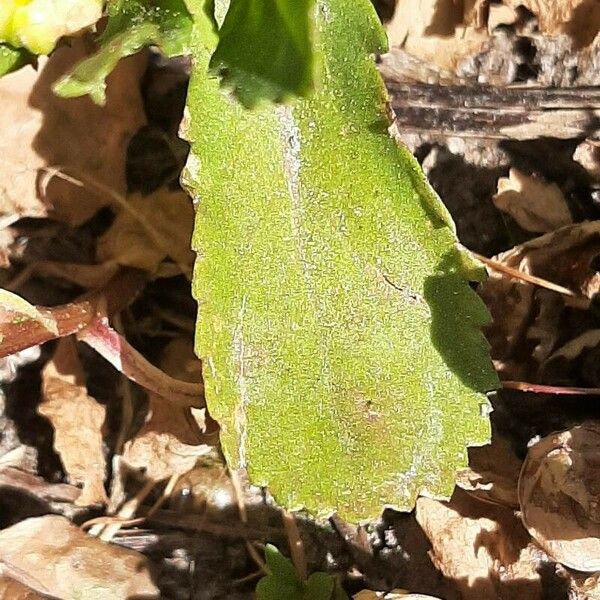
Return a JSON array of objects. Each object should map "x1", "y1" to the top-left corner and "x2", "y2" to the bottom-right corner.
[
  {"x1": 518, "y1": 422, "x2": 600, "y2": 572},
  {"x1": 0, "y1": 515, "x2": 159, "y2": 599},
  {"x1": 386, "y1": 0, "x2": 489, "y2": 71},
  {"x1": 39, "y1": 337, "x2": 108, "y2": 506},
  {"x1": 0, "y1": 39, "x2": 146, "y2": 226},
  {"x1": 571, "y1": 572, "x2": 600, "y2": 599},
  {"x1": 0, "y1": 466, "x2": 80, "y2": 504},
  {"x1": 416, "y1": 489, "x2": 546, "y2": 600},
  {"x1": 0, "y1": 574, "x2": 56, "y2": 600},
  {"x1": 493, "y1": 169, "x2": 572, "y2": 233},
  {"x1": 478, "y1": 221, "x2": 600, "y2": 381},
  {"x1": 539, "y1": 328, "x2": 600, "y2": 383},
  {"x1": 122, "y1": 339, "x2": 214, "y2": 481},
  {"x1": 97, "y1": 189, "x2": 194, "y2": 277},
  {"x1": 574, "y1": 138, "x2": 600, "y2": 182},
  {"x1": 0, "y1": 227, "x2": 16, "y2": 268},
  {"x1": 505, "y1": 0, "x2": 600, "y2": 47},
  {"x1": 15, "y1": 260, "x2": 120, "y2": 290}
]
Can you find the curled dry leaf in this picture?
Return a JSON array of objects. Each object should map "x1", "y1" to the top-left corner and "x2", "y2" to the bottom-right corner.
[
  {"x1": 97, "y1": 189, "x2": 195, "y2": 278},
  {"x1": 478, "y1": 221, "x2": 600, "y2": 382},
  {"x1": 122, "y1": 338, "x2": 214, "y2": 482},
  {"x1": 539, "y1": 328, "x2": 600, "y2": 385},
  {"x1": 416, "y1": 489, "x2": 549, "y2": 600},
  {"x1": 518, "y1": 422, "x2": 600, "y2": 572},
  {"x1": 386, "y1": 0, "x2": 489, "y2": 72},
  {"x1": 0, "y1": 515, "x2": 159, "y2": 599},
  {"x1": 573, "y1": 138, "x2": 600, "y2": 182},
  {"x1": 493, "y1": 169, "x2": 572, "y2": 233},
  {"x1": 0, "y1": 38, "x2": 146, "y2": 226},
  {"x1": 39, "y1": 337, "x2": 108, "y2": 506},
  {"x1": 456, "y1": 433, "x2": 522, "y2": 509}
]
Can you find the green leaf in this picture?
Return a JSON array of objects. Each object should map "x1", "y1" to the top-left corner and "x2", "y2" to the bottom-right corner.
[
  {"x1": 209, "y1": 0, "x2": 316, "y2": 107},
  {"x1": 256, "y1": 545, "x2": 346, "y2": 600},
  {"x1": 183, "y1": 0, "x2": 498, "y2": 520},
  {"x1": 0, "y1": 43, "x2": 31, "y2": 76},
  {"x1": 54, "y1": 0, "x2": 192, "y2": 105}
]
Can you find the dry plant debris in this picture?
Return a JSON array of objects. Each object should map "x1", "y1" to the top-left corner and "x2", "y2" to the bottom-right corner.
[
  {"x1": 354, "y1": 592, "x2": 441, "y2": 599},
  {"x1": 519, "y1": 422, "x2": 600, "y2": 572},
  {"x1": 39, "y1": 337, "x2": 108, "y2": 506},
  {"x1": 0, "y1": 573, "x2": 56, "y2": 599},
  {"x1": 0, "y1": 515, "x2": 159, "y2": 599},
  {"x1": 493, "y1": 168, "x2": 572, "y2": 233},
  {"x1": 479, "y1": 221, "x2": 600, "y2": 383},
  {"x1": 385, "y1": 0, "x2": 600, "y2": 73},
  {"x1": 97, "y1": 189, "x2": 195, "y2": 278},
  {"x1": 122, "y1": 338, "x2": 214, "y2": 482},
  {"x1": 416, "y1": 490, "x2": 548, "y2": 600},
  {"x1": 385, "y1": 0, "x2": 490, "y2": 71},
  {"x1": 0, "y1": 39, "x2": 146, "y2": 226},
  {"x1": 505, "y1": 0, "x2": 600, "y2": 47}
]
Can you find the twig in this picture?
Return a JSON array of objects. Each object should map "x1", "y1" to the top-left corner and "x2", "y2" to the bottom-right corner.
[
  {"x1": 146, "y1": 474, "x2": 181, "y2": 518},
  {"x1": 471, "y1": 251, "x2": 579, "y2": 297},
  {"x1": 113, "y1": 314, "x2": 134, "y2": 455},
  {"x1": 41, "y1": 167, "x2": 193, "y2": 280},
  {"x1": 282, "y1": 510, "x2": 308, "y2": 582},
  {"x1": 91, "y1": 479, "x2": 156, "y2": 541},
  {"x1": 385, "y1": 75, "x2": 600, "y2": 140},
  {"x1": 246, "y1": 541, "x2": 269, "y2": 576},
  {"x1": 144, "y1": 507, "x2": 281, "y2": 539},
  {"x1": 230, "y1": 469, "x2": 248, "y2": 524}
]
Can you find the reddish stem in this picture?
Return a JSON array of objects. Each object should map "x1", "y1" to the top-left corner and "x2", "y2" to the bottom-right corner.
[
  {"x1": 502, "y1": 380, "x2": 600, "y2": 396},
  {"x1": 0, "y1": 268, "x2": 145, "y2": 359},
  {"x1": 77, "y1": 316, "x2": 204, "y2": 408}
]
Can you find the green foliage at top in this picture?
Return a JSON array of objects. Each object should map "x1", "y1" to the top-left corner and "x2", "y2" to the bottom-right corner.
[
  {"x1": 256, "y1": 544, "x2": 347, "y2": 600},
  {"x1": 54, "y1": 0, "x2": 193, "y2": 105},
  {"x1": 184, "y1": 0, "x2": 498, "y2": 520},
  {"x1": 1, "y1": 0, "x2": 315, "y2": 109},
  {"x1": 209, "y1": 0, "x2": 316, "y2": 107}
]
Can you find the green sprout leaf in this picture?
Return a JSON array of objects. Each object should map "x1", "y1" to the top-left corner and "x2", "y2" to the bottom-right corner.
[
  {"x1": 183, "y1": 0, "x2": 498, "y2": 520},
  {"x1": 256, "y1": 544, "x2": 347, "y2": 600},
  {"x1": 0, "y1": 43, "x2": 32, "y2": 77},
  {"x1": 209, "y1": 0, "x2": 316, "y2": 107},
  {"x1": 54, "y1": 0, "x2": 192, "y2": 105}
]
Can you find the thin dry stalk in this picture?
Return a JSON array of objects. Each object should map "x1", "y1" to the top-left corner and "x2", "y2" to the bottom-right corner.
[{"x1": 282, "y1": 510, "x2": 308, "y2": 582}]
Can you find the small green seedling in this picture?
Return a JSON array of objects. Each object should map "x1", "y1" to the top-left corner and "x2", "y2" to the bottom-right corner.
[{"x1": 256, "y1": 544, "x2": 348, "y2": 600}]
